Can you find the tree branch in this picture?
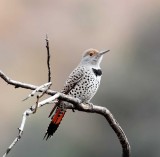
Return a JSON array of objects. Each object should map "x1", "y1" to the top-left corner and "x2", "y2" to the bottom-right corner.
[
  {"x1": 0, "y1": 70, "x2": 131, "y2": 157},
  {"x1": 0, "y1": 70, "x2": 55, "y2": 95}
]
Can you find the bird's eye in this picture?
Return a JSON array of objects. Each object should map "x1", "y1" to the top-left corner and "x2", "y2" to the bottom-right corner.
[{"x1": 89, "y1": 52, "x2": 94, "y2": 56}]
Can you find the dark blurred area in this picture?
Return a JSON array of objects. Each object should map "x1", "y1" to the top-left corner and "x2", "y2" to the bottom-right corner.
[{"x1": 0, "y1": 0, "x2": 160, "y2": 157}]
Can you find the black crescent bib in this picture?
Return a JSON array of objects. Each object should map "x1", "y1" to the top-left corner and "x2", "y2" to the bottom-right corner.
[{"x1": 92, "y1": 68, "x2": 102, "y2": 77}]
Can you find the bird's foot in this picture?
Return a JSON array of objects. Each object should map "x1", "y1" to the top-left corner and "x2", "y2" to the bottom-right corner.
[{"x1": 85, "y1": 102, "x2": 94, "y2": 109}]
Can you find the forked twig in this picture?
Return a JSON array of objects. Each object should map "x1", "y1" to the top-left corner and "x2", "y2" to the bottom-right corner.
[
  {"x1": 34, "y1": 83, "x2": 52, "y2": 113},
  {"x1": 2, "y1": 93, "x2": 61, "y2": 157},
  {"x1": 23, "y1": 82, "x2": 52, "y2": 101}
]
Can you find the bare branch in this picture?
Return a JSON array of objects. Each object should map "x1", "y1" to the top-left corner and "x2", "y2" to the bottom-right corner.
[
  {"x1": 85, "y1": 105, "x2": 131, "y2": 157},
  {"x1": 0, "y1": 70, "x2": 55, "y2": 96},
  {"x1": 2, "y1": 93, "x2": 61, "y2": 157},
  {"x1": 45, "y1": 34, "x2": 51, "y2": 83},
  {"x1": 60, "y1": 96, "x2": 131, "y2": 157},
  {"x1": 2, "y1": 129, "x2": 23, "y2": 157},
  {"x1": 0, "y1": 70, "x2": 131, "y2": 157},
  {"x1": 33, "y1": 82, "x2": 52, "y2": 113},
  {"x1": 23, "y1": 82, "x2": 52, "y2": 101}
]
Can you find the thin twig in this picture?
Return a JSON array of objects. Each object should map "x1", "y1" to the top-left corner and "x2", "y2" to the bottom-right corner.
[
  {"x1": 33, "y1": 35, "x2": 52, "y2": 113},
  {"x1": 2, "y1": 93, "x2": 61, "y2": 157},
  {"x1": 45, "y1": 34, "x2": 51, "y2": 83},
  {"x1": 23, "y1": 82, "x2": 52, "y2": 101},
  {"x1": 33, "y1": 83, "x2": 52, "y2": 114}
]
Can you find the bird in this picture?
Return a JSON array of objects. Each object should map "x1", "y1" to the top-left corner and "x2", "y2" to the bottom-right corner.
[{"x1": 44, "y1": 48, "x2": 109, "y2": 140}]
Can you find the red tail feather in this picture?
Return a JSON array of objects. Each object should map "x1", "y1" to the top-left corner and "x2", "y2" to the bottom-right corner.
[{"x1": 44, "y1": 107, "x2": 66, "y2": 140}]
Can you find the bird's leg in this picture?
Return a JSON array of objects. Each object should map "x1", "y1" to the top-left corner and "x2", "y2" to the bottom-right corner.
[{"x1": 63, "y1": 102, "x2": 75, "y2": 112}]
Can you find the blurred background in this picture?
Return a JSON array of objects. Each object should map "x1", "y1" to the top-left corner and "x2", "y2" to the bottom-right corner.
[{"x1": 0, "y1": 0, "x2": 160, "y2": 157}]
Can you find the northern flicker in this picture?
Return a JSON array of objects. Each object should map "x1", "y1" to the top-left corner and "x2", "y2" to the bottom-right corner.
[{"x1": 44, "y1": 48, "x2": 109, "y2": 140}]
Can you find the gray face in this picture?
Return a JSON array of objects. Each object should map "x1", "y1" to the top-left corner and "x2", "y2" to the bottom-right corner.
[{"x1": 80, "y1": 49, "x2": 109, "y2": 66}]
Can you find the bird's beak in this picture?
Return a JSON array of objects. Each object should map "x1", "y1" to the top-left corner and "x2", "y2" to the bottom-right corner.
[{"x1": 99, "y1": 50, "x2": 110, "y2": 56}]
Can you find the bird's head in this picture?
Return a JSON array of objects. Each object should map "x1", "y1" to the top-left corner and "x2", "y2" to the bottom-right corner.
[{"x1": 80, "y1": 48, "x2": 110, "y2": 67}]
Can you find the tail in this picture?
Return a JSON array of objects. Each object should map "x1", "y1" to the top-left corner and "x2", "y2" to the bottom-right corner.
[{"x1": 44, "y1": 107, "x2": 66, "y2": 140}]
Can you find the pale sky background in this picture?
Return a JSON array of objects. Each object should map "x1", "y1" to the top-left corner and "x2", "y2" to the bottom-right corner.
[{"x1": 0, "y1": 0, "x2": 160, "y2": 157}]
